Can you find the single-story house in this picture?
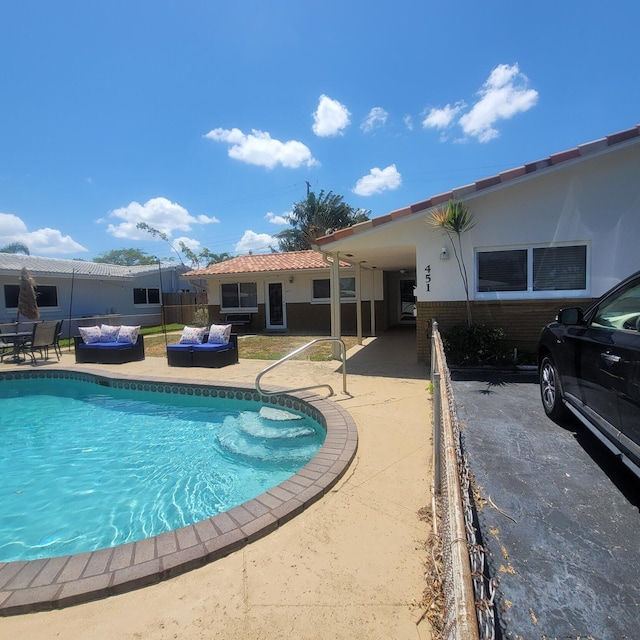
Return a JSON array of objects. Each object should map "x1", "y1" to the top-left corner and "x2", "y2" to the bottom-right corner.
[
  {"x1": 314, "y1": 124, "x2": 640, "y2": 362},
  {"x1": 184, "y1": 250, "x2": 401, "y2": 337},
  {"x1": 0, "y1": 254, "x2": 192, "y2": 337},
  {"x1": 187, "y1": 124, "x2": 640, "y2": 363}
]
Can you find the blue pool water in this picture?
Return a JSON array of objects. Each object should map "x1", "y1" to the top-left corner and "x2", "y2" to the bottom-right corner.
[{"x1": 0, "y1": 377, "x2": 325, "y2": 562}]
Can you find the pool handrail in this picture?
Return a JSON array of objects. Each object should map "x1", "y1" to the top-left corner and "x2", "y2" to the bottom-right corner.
[{"x1": 255, "y1": 337, "x2": 348, "y2": 397}]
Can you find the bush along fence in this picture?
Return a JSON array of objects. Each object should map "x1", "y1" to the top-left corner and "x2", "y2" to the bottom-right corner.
[{"x1": 431, "y1": 319, "x2": 497, "y2": 640}]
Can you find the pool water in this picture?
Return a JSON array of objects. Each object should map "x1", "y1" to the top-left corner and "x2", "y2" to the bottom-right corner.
[{"x1": 0, "y1": 377, "x2": 325, "y2": 562}]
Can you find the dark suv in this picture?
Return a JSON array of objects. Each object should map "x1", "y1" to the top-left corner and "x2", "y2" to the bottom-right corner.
[{"x1": 537, "y1": 270, "x2": 640, "y2": 475}]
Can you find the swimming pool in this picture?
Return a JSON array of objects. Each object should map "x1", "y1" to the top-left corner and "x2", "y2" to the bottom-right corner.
[
  {"x1": 0, "y1": 369, "x2": 358, "y2": 615},
  {"x1": 0, "y1": 376, "x2": 325, "y2": 562}
]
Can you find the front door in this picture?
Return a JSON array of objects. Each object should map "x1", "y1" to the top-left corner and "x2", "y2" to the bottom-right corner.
[
  {"x1": 266, "y1": 281, "x2": 286, "y2": 329},
  {"x1": 400, "y1": 279, "x2": 416, "y2": 324}
]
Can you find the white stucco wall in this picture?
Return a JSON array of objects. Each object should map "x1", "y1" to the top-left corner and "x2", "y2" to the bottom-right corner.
[
  {"x1": 414, "y1": 141, "x2": 640, "y2": 303},
  {"x1": 204, "y1": 267, "x2": 383, "y2": 307},
  {"x1": 0, "y1": 269, "x2": 182, "y2": 330}
]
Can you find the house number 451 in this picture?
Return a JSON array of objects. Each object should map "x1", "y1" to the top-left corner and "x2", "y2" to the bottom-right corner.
[{"x1": 425, "y1": 265, "x2": 431, "y2": 293}]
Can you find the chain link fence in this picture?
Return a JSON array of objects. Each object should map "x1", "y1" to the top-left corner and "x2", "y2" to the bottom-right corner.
[{"x1": 431, "y1": 320, "x2": 497, "y2": 640}]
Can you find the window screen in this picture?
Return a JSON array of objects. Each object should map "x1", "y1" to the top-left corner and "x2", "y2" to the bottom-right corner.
[
  {"x1": 4, "y1": 284, "x2": 58, "y2": 308},
  {"x1": 533, "y1": 245, "x2": 586, "y2": 291},
  {"x1": 221, "y1": 282, "x2": 257, "y2": 310},
  {"x1": 312, "y1": 277, "x2": 356, "y2": 300},
  {"x1": 133, "y1": 288, "x2": 148, "y2": 304},
  {"x1": 477, "y1": 250, "x2": 527, "y2": 292}
]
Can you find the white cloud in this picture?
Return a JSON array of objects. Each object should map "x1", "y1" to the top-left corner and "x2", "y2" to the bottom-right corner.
[
  {"x1": 459, "y1": 63, "x2": 539, "y2": 142},
  {"x1": 404, "y1": 115, "x2": 414, "y2": 131},
  {"x1": 422, "y1": 102, "x2": 466, "y2": 130},
  {"x1": 265, "y1": 211, "x2": 290, "y2": 225},
  {"x1": 0, "y1": 212, "x2": 87, "y2": 255},
  {"x1": 312, "y1": 95, "x2": 351, "y2": 137},
  {"x1": 420, "y1": 64, "x2": 538, "y2": 143},
  {"x1": 234, "y1": 230, "x2": 277, "y2": 254},
  {"x1": 353, "y1": 164, "x2": 402, "y2": 196},
  {"x1": 0, "y1": 212, "x2": 27, "y2": 236},
  {"x1": 205, "y1": 127, "x2": 317, "y2": 169},
  {"x1": 103, "y1": 197, "x2": 218, "y2": 240},
  {"x1": 173, "y1": 236, "x2": 202, "y2": 253},
  {"x1": 361, "y1": 107, "x2": 388, "y2": 133}
]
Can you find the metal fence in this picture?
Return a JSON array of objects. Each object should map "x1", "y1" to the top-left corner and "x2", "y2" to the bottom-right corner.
[{"x1": 431, "y1": 319, "x2": 497, "y2": 640}]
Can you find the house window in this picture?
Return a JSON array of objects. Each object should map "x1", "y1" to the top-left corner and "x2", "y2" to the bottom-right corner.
[
  {"x1": 220, "y1": 282, "x2": 258, "y2": 311},
  {"x1": 3, "y1": 284, "x2": 59, "y2": 309},
  {"x1": 532, "y1": 245, "x2": 587, "y2": 291},
  {"x1": 477, "y1": 250, "x2": 527, "y2": 292},
  {"x1": 477, "y1": 244, "x2": 587, "y2": 297},
  {"x1": 133, "y1": 287, "x2": 160, "y2": 305},
  {"x1": 312, "y1": 277, "x2": 356, "y2": 302}
]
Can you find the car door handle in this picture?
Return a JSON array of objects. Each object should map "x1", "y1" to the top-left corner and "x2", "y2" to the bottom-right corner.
[{"x1": 601, "y1": 352, "x2": 622, "y2": 364}]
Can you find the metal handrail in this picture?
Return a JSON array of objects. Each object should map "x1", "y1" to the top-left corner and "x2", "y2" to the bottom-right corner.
[{"x1": 255, "y1": 337, "x2": 348, "y2": 397}]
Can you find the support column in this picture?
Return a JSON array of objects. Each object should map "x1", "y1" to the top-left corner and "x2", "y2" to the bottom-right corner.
[
  {"x1": 355, "y1": 261, "x2": 363, "y2": 345},
  {"x1": 370, "y1": 267, "x2": 377, "y2": 337},
  {"x1": 329, "y1": 252, "x2": 342, "y2": 360}
]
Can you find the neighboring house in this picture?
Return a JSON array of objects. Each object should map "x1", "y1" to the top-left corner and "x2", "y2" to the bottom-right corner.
[
  {"x1": 315, "y1": 124, "x2": 640, "y2": 362},
  {"x1": 0, "y1": 254, "x2": 191, "y2": 336},
  {"x1": 184, "y1": 251, "x2": 393, "y2": 336}
]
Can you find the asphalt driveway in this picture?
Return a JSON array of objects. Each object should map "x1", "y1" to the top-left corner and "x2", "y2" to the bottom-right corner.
[{"x1": 451, "y1": 370, "x2": 640, "y2": 640}]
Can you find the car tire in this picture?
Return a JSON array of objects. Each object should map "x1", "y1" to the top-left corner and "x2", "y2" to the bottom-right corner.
[{"x1": 540, "y1": 355, "x2": 569, "y2": 421}]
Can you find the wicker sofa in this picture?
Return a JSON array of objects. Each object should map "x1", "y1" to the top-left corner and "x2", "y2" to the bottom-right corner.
[
  {"x1": 74, "y1": 334, "x2": 145, "y2": 364},
  {"x1": 167, "y1": 333, "x2": 238, "y2": 368}
]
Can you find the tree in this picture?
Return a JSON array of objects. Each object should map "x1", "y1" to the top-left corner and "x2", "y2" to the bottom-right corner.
[
  {"x1": 179, "y1": 246, "x2": 232, "y2": 270},
  {"x1": 1, "y1": 242, "x2": 30, "y2": 255},
  {"x1": 135, "y1": 223, "x2": 230, "y2": 269},
  {"x1": 94, "y1": 248, "x2": 158, "y2": 266},
  {"x1": 275, "y1": 189, "x2": 370, "y2": 251},
  {"x1": 428, "y1": 199, "x2": 476, "y2": 327}
]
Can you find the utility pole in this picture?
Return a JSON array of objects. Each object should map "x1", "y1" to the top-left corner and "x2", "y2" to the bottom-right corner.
[{"x1": 305, "y1": 181, "x2": 311, "y2": 197}]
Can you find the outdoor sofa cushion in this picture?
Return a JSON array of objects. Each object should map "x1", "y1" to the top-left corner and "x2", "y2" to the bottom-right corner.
[
  {"x1": 179, "y1": 326, "x2": 207, "y2": 344},
  {"x1": 78, "y1": 326, "x2": 102, "y2": 344},
  {"x1": 78, "y1": 324, "x2": 141, "y2": 345},
  {"x1": 207, "y1": 323, "x2": 232, "y2": 344}
]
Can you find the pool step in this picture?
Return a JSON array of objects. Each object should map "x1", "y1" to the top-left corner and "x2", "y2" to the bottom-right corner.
[
  {"x1": 258, "y1": 407, "x2": 303, "y2": 421},
  {"x1": 216, "y1": 411, "x2": 320, "y2": 462}
]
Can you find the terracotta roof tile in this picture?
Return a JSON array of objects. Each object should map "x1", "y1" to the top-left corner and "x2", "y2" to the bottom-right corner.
[
  {"x1": 184, "y1": 250, "x2": 349, "y2": 277},
  {"x1": 550, "y1": 148, "x2": 580, "y2": 165}
]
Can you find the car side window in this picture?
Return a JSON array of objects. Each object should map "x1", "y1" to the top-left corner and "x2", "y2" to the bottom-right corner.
[{"x1": 591, "y1": 279, "x2": 640, "y2": 331}]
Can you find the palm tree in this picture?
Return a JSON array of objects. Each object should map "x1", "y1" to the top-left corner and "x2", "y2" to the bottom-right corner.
[
  {"x1": 1, "y1": 242, "x2": 30, "y2": 255},
  {"x1": 276, "y1": 189, "x2": 370, "y2": 251},
  {"x1": 428, "y1": 199, "x2": 476, "y2": 327}
]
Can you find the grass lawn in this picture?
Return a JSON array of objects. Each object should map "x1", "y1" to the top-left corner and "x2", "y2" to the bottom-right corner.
[{"x1": 143, "y1": 332, "x2": 361, "y2": 361}]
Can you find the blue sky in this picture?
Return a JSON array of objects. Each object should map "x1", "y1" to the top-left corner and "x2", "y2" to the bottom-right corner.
[{"x1": 1, "y1": 0, "x2": 638, "y2": 263}]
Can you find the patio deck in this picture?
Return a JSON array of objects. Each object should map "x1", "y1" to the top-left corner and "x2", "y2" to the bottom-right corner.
[{"x1": 0, "y1": 329, "x2": 433, "y2": 640}]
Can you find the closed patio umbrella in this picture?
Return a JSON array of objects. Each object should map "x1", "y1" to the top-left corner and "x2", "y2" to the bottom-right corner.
[{"x1": 18, "y1": 267, "x2": 40, "y2": 325}]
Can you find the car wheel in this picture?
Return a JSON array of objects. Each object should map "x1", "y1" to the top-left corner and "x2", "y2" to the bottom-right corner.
[{"x1": 540, "y1": 355, "x2": 568, "y2": 421}]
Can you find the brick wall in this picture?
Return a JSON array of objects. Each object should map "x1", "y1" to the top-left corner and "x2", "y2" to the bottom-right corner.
[
  {"x1": 416, "y1": 298, "x2": 595, "y2": 363},
  {"x1": 208, "y1": 301, "x2": 385, "y2": 336}
]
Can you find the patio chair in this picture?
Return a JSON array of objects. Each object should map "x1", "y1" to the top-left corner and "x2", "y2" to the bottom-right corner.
[
  {"x1": 0, "y1": 332, "x2": 12, "y2": 362},
  {"x1": 52, "y1": 319, "x2": 63, "y2": 359},
  {"x1": 20, "y1": 320, "x2": 60, "y2": 364}
]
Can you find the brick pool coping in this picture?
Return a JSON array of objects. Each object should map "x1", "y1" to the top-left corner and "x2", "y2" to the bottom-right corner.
[{"x1": 0, "y1": 368, "x2": 358, "y2": 616}]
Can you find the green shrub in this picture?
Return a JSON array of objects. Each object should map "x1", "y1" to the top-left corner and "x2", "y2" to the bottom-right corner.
[{"x1": 442, "y1": 324, "x2": 513, "y2": 366}]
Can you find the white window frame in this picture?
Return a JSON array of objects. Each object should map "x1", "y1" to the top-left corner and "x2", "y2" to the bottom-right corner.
[
  {"x1": 311, "y1": 276, "x2": 357, "y2": 303},
  {"x1": 133, "y1": 287, "x2": 161, "y2": 306},
  {"x1": 475, "y1": 242, "x2": 590, "y2": 300},
  {"x1": 4, "y1": 283, "x2": 60, "y2": 310},
  {"x1": 220, "y1": 281, "x2": 258, "y2": 313}
]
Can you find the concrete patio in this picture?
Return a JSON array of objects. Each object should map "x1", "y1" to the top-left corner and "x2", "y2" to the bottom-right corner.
[{"x1": 0, "y1": 330, "x2": 434, "y2": 639}]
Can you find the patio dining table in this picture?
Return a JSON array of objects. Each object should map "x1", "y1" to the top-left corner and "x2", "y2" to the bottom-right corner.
[{"x1": 1, "y1": 330, "x2": 32, "y2": 363}]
